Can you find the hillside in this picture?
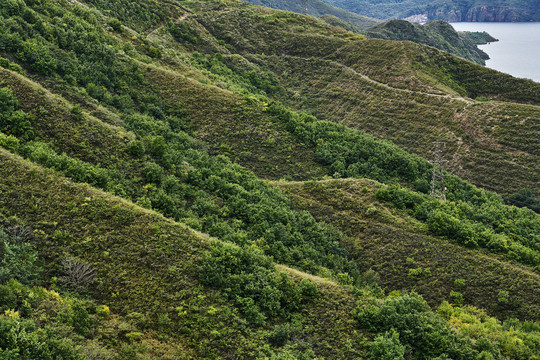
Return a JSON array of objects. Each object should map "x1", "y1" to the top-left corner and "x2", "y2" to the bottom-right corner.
[
  {"x1": 0, "y1": 0, "x2": 539, "y2": 358},
  {"x1": 326, "y1": 0, "x2": 540, "y2": 21},
  {"x1": 246, "y1": 0, "x2": 380, "y2": 29},
  {"x1": 364, "y1": 20, "x2": 491, "y2": 64},
  {"x1": 246, "y1": 0, "x2": 495, "y2": 64}
]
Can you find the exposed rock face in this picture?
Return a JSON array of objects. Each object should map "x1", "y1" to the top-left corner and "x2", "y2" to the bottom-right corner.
[{"x1": 402, "y1": 13, "x2": 429, "y2": 23}]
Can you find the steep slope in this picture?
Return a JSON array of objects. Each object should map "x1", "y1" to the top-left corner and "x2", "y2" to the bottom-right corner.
[
  {"x1": 1, "y1": 0, "x2": 539, "y2": 358},
  {"x1": 0, "y1": 149, "x2": 370, "y2": 359},
  {"x1": 278, "y1": 179, "x2": 540, "y2": 320},
  {"x1": 427, "y1": 0, "x2": 540, "y2": 22},
  {"x1": 194, "y1": 8, "x2": 540, "y2": 195},
  {"x1": 326, "y1": 0, "x2": 436, "y2": 20}
]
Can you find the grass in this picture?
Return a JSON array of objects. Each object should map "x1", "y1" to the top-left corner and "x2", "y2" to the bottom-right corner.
[
  {"x1": 277, "y1": 179, "x2": 540, "y2": 321},
  {"x1": 0, "y1": 148, "x2": 373, "y2": 358}
]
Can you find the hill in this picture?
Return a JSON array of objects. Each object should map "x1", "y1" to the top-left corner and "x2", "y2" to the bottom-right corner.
[
  {"x1": 246, "y1": 0, "x2": 496, "y2": 65},
  {"x1": 0, "y1": 0, "x2": 539, "y2": 358},
  {"x1": 326, "y1": 0, "x2": 540, "y2": 21},
  {"x1": 246, "y1": 0, "x2": 380, "y2": 29},
  {"x1": 364, "y1": 20, "x2": 492, "y2": 64}
]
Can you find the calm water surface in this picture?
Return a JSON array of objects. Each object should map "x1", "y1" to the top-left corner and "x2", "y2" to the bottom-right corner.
[{"x1": 451, "y1": 22, "x2": 540, "y2": 83}]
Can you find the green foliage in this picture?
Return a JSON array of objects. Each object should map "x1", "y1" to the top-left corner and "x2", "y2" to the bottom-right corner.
[
  {"x1": 0, "y1": 132, "x2": 19, "y2": 152},
  {"x1": 84, "y1": 0, "x2": 183, "y2": 31},
  {"x1": 143, "y1": 161, "x2": 163, "y2": 184},
  {"x1": 0, "y1": 0, "x2": 538, "y2": 358},
  {"x1": 0, "y1": 317, "x2": 86, "y2": 360},
  {"x1": 0, "y1": 88, "x2": 34, "y2": 141},
  {"x1": 108, "y1": 18, "x2": 123, "y2": 32},
  {"x1": 369, "y1": 329, "x2": 405, "y2": 360},
  {"x1": 128, "y1": 140, "x2": 145, "y2": 157},
  {"x1": 168, "y1": 21, "x2": 199, "y2": 45},
  {"x1": 497, "y1": 290, "x2": 509, "y2": 304},
  {"x1": 0, "y1": 1, "x2": 146, "y2": 110},
  {"x1": 267, "y1": 102, "x2": 540, "y2": 269},
  {"x1": 246, "y1": 0, "x2": 379, "y2": 30},
  {"x1": 450, "y1": 290, "x2": 464, "y2": 305},
  {"x1": 355, "y1": 292, "x2": 481, "y2": 359},
  {"x1": 376, "y1": 185, "x2": 540, "y2": 269},
  {"x1": 505, "y1": 189, "x2": 540, "y2": 214},
  {"x1": 267, "y1": 101, "x2": 431, "y2": 185},
  {"x1": 365, "y1": 20, "x2": 489, "y2": 65},
  {"x1": 0, "y1": 226, "x2": 41, "y2": 286},
  {"x1": 0, "y1": 280, "x2": 86, "y2": 359},
  {"x1": 200, "y1": 242, "x2": 319, "y2": 324},
  {"x1": 20, "y1": 142, "x2": 123, "y2": 191},
  {"x1": 436, "y1": 302, "x2": 540, "y2": 360}
]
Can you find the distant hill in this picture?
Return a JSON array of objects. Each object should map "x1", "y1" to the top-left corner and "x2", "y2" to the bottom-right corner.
[
  {"x1": 427, "y1": 0, "x2": 540, "y2": 22},
  {"x1": 248, "y1": 1, "x2": 496, "y2": 64},
  {"x1": 246, "y1": 0, "x2": 380, "y2": 29},
  {"x1": 326, "y1": 0, "x2": 540, "y2": 21},
  {"x1": 365, "y1": 20, "x2": 493, "y2": 64}
]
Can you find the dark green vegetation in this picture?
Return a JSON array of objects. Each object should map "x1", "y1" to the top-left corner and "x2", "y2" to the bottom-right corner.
[
  {"x1": 426, "y1": 0, "x2": 540, "y2": 22},
  {"x1": 458, "y1": 30, "x2": 498, "y2": 45},
  {"x1": 326, "y1": 0, "x2": 540, "y2": 21},
  {"x1": 365, "y1": 20, "x2": 491, "y2": 65},
  {"x1": 0, "y1": 0, "x2": 539, "y2": 358}
]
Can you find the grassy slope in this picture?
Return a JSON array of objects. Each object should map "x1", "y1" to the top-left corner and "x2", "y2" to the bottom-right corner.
[
  {"x1": 0, "y1": 148, "x2": 369, "y2": 359},
  {"x1": 256, "y1": 53, "x2": 539, "y2": 194},
  {"x1": 192, "y1": 7, "x2": 539, "y2": 194},
  {"x1": 278, "y1": 179, "x2": 540, "y2": 320},
  {"x1": 0, "y1": 0, "x2": 538, "y2": 357},
  {"x1": 246, "y1": 0, "x2": 380, "y2": 29},
  {"x1": 365, "y1": 20, "x2": 489, "y2": 65},
  {"x1": 143, "y1": 62, "x2": 328, "y2": 180},
  {"x1": 0, "y1": 68, "x2": 133, "y2": 168}
]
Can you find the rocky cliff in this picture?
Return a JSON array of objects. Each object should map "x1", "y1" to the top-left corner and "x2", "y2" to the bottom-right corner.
[{"x1": 427, "y1": 1, "x2": 540, "y2": 22}]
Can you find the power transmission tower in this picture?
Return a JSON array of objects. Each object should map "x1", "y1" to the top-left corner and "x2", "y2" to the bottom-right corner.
[{"x1": 430, "y1": 141, "x2": 447, "y2": 201}]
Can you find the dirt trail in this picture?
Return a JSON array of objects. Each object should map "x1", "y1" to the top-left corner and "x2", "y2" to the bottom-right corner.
[{"x1": 324, "y1": 58, "x2": 475, "y2": 104}]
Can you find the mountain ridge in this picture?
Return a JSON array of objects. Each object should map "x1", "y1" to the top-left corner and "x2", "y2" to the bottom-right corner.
[{"x1": 326, "y1": 0, "x2": 540, "y2": 22}]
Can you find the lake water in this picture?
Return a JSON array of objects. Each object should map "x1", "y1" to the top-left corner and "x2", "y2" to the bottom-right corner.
[{"x1": 451, "y1": 22, "x2": 540, "y2": 83}]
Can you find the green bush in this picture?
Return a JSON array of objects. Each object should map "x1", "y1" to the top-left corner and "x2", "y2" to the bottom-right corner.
[
  {"x1": 355, "y1": 292, "x2": 479, "y2": 359},
  {"x1": 128, "y1": 140, "x2": 145, "y2": 157},
  {"x1": 0, "y1": 227, "x2": 41, "y2": 285},
  {"x1": 0, "y1": 131, "x2": 20, "y2": 151},
  {"x1": 370, "y1": 329, "x2": 405, "y2": 360},
  {"x1": 143, "y1": 162, "x2": 163, "y2": 184},
  {"x1": 0, "y1": 88, "x2": 35, "y2": 141},
  {"x1": 200, "y1": 242, "x2": 318, "y2": 325}
]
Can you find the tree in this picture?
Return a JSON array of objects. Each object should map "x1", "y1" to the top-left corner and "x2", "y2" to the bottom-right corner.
[{"x1": 370, "y1": 329, "x2": 406, "y2": 360}]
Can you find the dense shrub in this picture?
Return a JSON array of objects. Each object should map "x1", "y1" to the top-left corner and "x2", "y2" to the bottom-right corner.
[
  {"x1": 355, "y1": 292, "x2": 483, "y2": 359},
  {"x1": 200, "y1": 242, "x2": 319, "y2": 325},
  {"x1": 0, "y1": 227, "x2": 41, "y2": 285},
  {"x1": 0, "y1": 87, "x2": 35, "y2": 141},
  {"x1": 370, "y1": 329, "x2": 405, "y2": 360}
]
